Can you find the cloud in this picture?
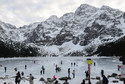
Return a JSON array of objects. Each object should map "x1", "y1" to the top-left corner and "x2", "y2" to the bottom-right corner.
[
  {"x1": 0, "y1": 0, "x2": 124, "y2": 27},
  {"x1": 84, "y1": 0, "x2": 125, "y2": 10}
]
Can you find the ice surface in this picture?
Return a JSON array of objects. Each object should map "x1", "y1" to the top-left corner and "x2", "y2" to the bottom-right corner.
[{"x1": 0, "y1": 57, "x2": 123, "y2": 84}]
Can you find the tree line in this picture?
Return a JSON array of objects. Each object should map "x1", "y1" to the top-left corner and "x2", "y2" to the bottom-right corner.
[
  {"x1": 0, "y1": 39, "x2": 39, "y2": 58},
  {"x1": 94, "y1": 36, "x2": 125, "y2": 56}
]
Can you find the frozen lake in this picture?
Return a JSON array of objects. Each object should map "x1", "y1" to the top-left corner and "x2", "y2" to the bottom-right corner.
[{"x1": 0, "y1": 57, "x2": 123, "y2": 84}]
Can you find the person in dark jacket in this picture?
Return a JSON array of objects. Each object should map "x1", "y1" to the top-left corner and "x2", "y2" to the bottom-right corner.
[
  {"x1": 4, "y1": 82, "x2": 7, "y2": 84},
  {"x1": 68, "y1": 68, "x2": 70, "y2": 77},
  {"x1": 74, "y1": 62, "x2": 76, "y2": 66},
  {"x1": 15, "y1": 72, "x2": 21, "y2": 84},
  {"x1": 63, "y1": 79, "x2": 69, "y2": 84},
  {"x1": 40, "y1": 70, "x2": 42, "y2": 75},
  {"x1": 54, "y1": 80, "x2": 59, "y2": 84},
  {"x1": 21, "y1": 72, "x2": 24, "y2": 76},
  {"x1": 85, "y1": 71, "x2": 89, "y2": 79},
  {"x1": 4, "y1": 67, "x2": 7, "y2": 73},
  {"x1": 102, "y1": 75, "x2": 109, "y2": 84},
  {"x1": 25, "y1": 65, "x2": 27, "y2": 70},
  {"x1": 101, "y1": 69, "x2": 104, "y2": 77},
  {"x1": 81, "y1": 79, "x2": 85, "y2": 84}
]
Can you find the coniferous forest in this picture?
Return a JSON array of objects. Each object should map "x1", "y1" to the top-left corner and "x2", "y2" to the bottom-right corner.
[
  {"x1": 0, "y1": 40, "x2": 39, "y2": 57},
  {"x1": 94, "y1": 36, "x2": 125, "y2": 56}
]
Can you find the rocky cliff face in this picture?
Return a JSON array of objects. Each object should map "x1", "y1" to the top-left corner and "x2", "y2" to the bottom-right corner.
[{"x1": 0, "y1": 4, "x2": 125, "y2": 56}]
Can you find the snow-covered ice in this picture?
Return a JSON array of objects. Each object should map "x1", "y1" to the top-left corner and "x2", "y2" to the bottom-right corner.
[{"x1": 0, "y1": 57, "x2": 123, "y2": 84}]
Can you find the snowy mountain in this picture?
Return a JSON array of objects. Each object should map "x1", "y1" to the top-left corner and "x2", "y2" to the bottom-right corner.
[{"x1": 0, "y1": 4, "x2": 125, "y2": 57}]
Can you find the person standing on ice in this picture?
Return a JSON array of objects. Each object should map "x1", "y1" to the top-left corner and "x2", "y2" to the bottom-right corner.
[
  {"x1": 81, "y1": 79, "x2": 85, "y2": 84},
  {"x1": 94, "y1": 62, "x2": 96, "y2": 66},
  {"x1": 54, "y1": 80, "x2": 59, "y2": 84},
  {"x1": 25, "y1": 65, "x2": 27, "y2": 69},
  {"x1": 101, "y1": 69, "x2": 104, "y2": 77},
  {"x1": 118, "y1": 65, "x2": 121, "y2": 71},
  {"x1": 15, "y1": 71, "x2": 21, "y2": 84},
  {"x1": 61, "y1": 60, "x2": 63, "y2": 65},
  {"x1": 29, "y1": 74, "x2": 34, "y2": 84},
  {"x1": 42, "y1": 65, "x2": 45, "y2": 74},
  {"x1": 4, "y1": 67, "x2": 7, "y2": 73},
  {"x1": 102, "y1": 75, "x2": 109, "y2": 84},
  {"x1": 68, "y1": 68, "x2": 70, "y2": 77},
  {"x1": 56, "y1": 64, "x2": 58, "y2": 68},
  {"x1": 71, "y1": 62, "x2": 73, "y2": 67},
  {"x1": 3, "y1": 82, "x2": 7, "y2": 84},
  {"x1": 21, "y1": 72, "x2": 24, "y2": 76},
  {"x1": 72, "y1": 70, "x2": 75, "y2": 78},
  {"x1": 56, "y1": 64, "x2": 58, "y2": 73},
  {"x1": 40, "y1": 70, "x2": 42, "y2": 75},
  {"x1": 63, "y1": 79, "x2": 69, "y2": 84},
  {"x1": 34, "y1": 61, "x2": 36, "y2": 64},
  {"x1": 74, "y1": 62, "x2": 76, "y2": 66},
  {"x1": 85, "y1": 70, "x2": 89, "y2": 79}
]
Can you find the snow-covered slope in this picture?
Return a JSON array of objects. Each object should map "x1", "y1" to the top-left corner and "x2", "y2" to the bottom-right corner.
[
  {"x1": 0, "y1": 4, "x2": 125, "y2": 56},
  {"x1": 0, "y1": 21, "x2": 18, "y2": 41}
]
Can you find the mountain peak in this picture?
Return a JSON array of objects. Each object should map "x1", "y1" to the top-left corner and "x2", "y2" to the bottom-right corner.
[
  {"x1": 75, "y1": 4, "x2": 98, "y2": 16},
  {"x1": 100, "y1": 5, "x2": 122, "y2": 16},
  {"x1": 47, "y1": 15, "x2": 58, "y2": 21},
  {"x1": 79, "y1": 4, "x2": 95, "y2": 8},
  {"x1": 100, "y1": 5, "x2": 115, "y2": 11}
]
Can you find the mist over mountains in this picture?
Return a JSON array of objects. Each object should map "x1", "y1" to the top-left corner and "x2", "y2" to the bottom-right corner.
[{"x1": 0, "y1": 4, "x2": 125, "y2": 57}]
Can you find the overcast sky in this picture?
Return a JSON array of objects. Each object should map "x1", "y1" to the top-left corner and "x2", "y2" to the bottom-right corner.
[{"x1": 0, "y1": 0, "x2": 125, "y2": 27}]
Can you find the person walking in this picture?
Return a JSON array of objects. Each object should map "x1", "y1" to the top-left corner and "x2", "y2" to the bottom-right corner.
[
  {"x1": 72, "y1": 70, "x2": 75, "y2": 78},
  {"x1": 29, "y1": 74, "x2": 34, "y2": 84}
]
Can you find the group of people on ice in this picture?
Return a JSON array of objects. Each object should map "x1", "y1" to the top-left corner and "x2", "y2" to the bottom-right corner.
[
  {"x1": 3, "y1": 72, "x2": 34, "y2": 84},
  {"x1": 55, "y1": 64, "x2": 61, "y2": 73},
  {"x1": 2, "y1": 61, "x2": 35, "y2": 84},
  {"x1": 1, "y1": 60, "x2": 109, "y2": 84}
]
